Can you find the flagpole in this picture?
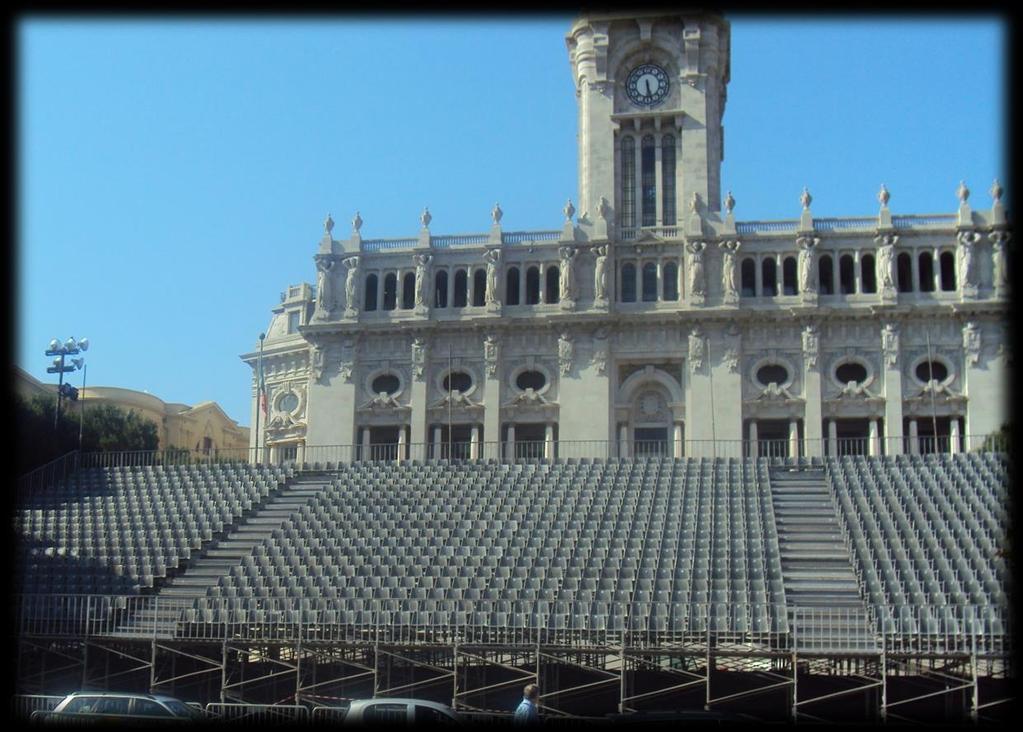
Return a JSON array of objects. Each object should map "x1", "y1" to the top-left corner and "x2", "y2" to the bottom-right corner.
[
  {"x1": 79, "y1": 363, "x2": 87, "y2": 452},
  {"x1": 256, "y1": 333, "x2": 265, "y2": 464}
]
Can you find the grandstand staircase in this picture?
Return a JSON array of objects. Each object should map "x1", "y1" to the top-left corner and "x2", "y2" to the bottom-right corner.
[
  {"x1": 113, "y1": 473, "x2": 332, "y2": 637},
  {"x1": 768, "y1": 467, "x2": 876, "y2": 652}
]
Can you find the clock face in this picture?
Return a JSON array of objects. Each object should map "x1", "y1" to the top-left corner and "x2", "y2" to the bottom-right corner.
[{"x1": 626, "y1": 64, "x2": 670, "y2": 107}]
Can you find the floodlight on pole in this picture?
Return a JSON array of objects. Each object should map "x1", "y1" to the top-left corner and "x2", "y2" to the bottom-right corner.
[{"x1": 44, "y1": 336, "x2": 87, "y2": 431}]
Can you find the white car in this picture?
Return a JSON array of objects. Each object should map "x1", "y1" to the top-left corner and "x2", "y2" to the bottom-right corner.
[
  {"x1": 32, "y1": 692, "x2": 203, "y2": 723},
  {"x1": 339, "y1": 698, "x2": 463, "y2": 726}
]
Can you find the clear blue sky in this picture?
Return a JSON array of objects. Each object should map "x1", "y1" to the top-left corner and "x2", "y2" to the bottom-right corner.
[{"x1": 17, "y1": 15, "x2": 1006, "y2": 430}]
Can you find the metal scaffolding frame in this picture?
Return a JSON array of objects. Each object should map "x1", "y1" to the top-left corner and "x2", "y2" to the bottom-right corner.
[{"x1": 14, "y1": 629, "x2": 1012, "y2": 723}]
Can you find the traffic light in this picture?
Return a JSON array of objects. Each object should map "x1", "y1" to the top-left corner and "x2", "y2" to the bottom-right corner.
[{"x1": 59, "y1": 383, "x2": 79, "y2": 401}]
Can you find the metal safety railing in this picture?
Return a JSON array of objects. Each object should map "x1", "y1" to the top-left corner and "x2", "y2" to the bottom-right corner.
[
  {"x1": 13, "y1": 595, "x2": 1010, "y2": 656},
  {"x1": 37, "y1": 434, "x2": 1007, "y2": 476}
]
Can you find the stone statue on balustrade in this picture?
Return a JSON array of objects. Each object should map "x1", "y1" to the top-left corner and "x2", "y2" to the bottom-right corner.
[
  {"x1": 719, "y1": 240, "x2": 740, "y2": 304},
  {"x1": 559, "y1": 247, "x2": 578, "y2": 307},
  {"x1": 484, "y1": 249, "x2": 502, "y2": 309},
  {"x1": 797, "y1": 236, "x2": 819, "y2": 298},
  {"x1": 957, "y1": 231, "x2": 981, "y2": 298},
  {"x1": 875, "y1": 233, "x2": 897, "y2": 300},
  {"x1": 414, "y1": 253, "x2": 432, "y2": 313},
  {"x1": 343, "y1": 256, "x2": 360, "y2": 317},
  {"x1": 685, "y1": 241, "x2": 706, "y2": 303},
  {"x1": 314, "y1": 257, "x2": 335, "y2": 319}
]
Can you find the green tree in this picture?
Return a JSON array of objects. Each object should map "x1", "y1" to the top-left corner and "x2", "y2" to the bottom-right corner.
[
  {"x1": 980, "y1": 423, "x2": 1010, "y2": 453},
  {"x1": 16, "y1": 393, "x2": 160, "y2": 474}
]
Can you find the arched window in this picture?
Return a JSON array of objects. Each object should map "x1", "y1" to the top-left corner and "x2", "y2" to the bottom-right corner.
[
  {"x1": 818, "y1": 255, "x2": 834, "y2": 295},
  {"x1": 918, "y1": 252, "x2": 935, "y2": 292},
  {"x1": 546, "y1": 265, "x2": 560, "y2": 303},
  {"x1": 839, "y1": 254, "x2": 855, "y2": 294},
  {"x1": 621, "y1": 263, "x2": 637, "y2": 302},
  {"x1": 434, "y1": 270, "x2": 448, "y2": 308},
  {"x1": 641, "y1": 135, "x2": 656, "y2": 227},
  {"x1": 896, "y1": 252, "x2": 913, "y2": 292},
  {"x1": 364, "y1": 273, "x2": 378, "y2": 311},
  {"x1": 472, "y1": 269, "x2": 486, "y2": 306},
  {"x1": 453, "y1": 269, "x2": 468, "y2": 308},
  {"x1": 861, "y1": 254, "x2": 877, "y2": 293},
  {"x1": 782, "y1": 257, "x2": 797, "y2": 295},
  {"x1": 383, "y1": 272, "x2": 397, "y2": 310},
  {"x1": 740, "y1": 258, "x2": 756, "y2": 297},
  {"x1": 939, "y1": 251, "x2": 956, "y2": 291},
  {"x1": 663, "y1": 261, "x2": 679, "y2": 301},
  {"x1": 402, "y1": 272, "x2": 415, "y2": 310},
  {"x1": 621, "y1": 137, "x2": 636, "y2": 229},
  {"x1": 506, "y1": 267, "x2": 520, "y2": 305},
  {"x1": 642, "y1": 262, "x2": 658, "y2": 301},
  {"x1": 661, "y1": 135, "x2": 676, "y2": 226},
  {"x1": 762, "y1": 258, "x2": 778, "y2": 296},
  {"x1": 525, "y1": 266, "x2": 540, "y2": 305}
]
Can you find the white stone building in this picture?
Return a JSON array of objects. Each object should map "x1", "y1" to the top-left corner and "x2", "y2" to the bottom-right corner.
[{"x1": 242, "y1": 12, "x2": 1010, "y2": 464}]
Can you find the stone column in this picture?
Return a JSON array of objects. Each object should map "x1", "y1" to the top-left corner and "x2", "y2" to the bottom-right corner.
[
  {"x1": 853, "y1": 252, "x2": 862, "y2": 294},
  {"x1": 754, "y1": 255, "x2": 762, "y2": 297},
  {"x1": 747, "y1": 420, "x2": 758, "y2": 458},
  {"x1": 397, "y1": 425, "x2": 406, "y2": 463},
  {"x1": 868, "y1": 419, "x2": 880, "y2": 457},
  {"x1": 788, "y1": 420, "x2": 800, "y2": 459},
  {"x1": 432, "y1": 426, "x2": 442, "y2": 461},
  {"x1": 908, "y1": 419, "x2": 919, "y2": 455},
  {"x1": 656, "y1": 260, "x2": 664, "y2": 301},
  {"x1": 519, "y1": 269, "x2": 527, "y2": 306},
  {"x1": 544, "y1": 423, "x2": 555, "y2": 461},
  {"x1": 505, "y1": 424, "x2": 515, "y2": 461},
  {"x1": 881, "y1": 323, "x2": 905, "y2": 455},
  {"x1": 634, "y1": 265, "x2": 641, "y2": 301},
  {"x1": 949, "y1": 417, "x2": 960, "y2": 455},
  {"x1": 802, "y1": 324, "x2": 824, "y2": 458},
  {"x1": 619, "y1": 423, "x2": 629, "y2": 459},
  {"x1": 376, "y1": 272, "x2": 385, "y2": 312},
  {"x1": 361, "y1": 427, "x2": 371, "y2": 460},
  {"x1": 827, "y1": 419, "x2": 838, "y2": 457},
  {"x1": 470, "y1": 425, "x2": 480, "y2": 460},
  {"x1": 654, "y1": 135, "x2": 664, "y2": 226},
  {"x1": 673, "y1": 422, "x2": 684, "y2": 459}
]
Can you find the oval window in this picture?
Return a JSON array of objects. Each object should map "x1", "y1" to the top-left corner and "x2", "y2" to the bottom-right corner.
[
  {"x1": 756, "y1": 364, "x2": 789, "y2": 386},
  {"x1": 835, "y1": 362, "x2": 868, "y2": 385},
  {"x1": 515, "y1": 370, "x2": 547, "y2": 391},
  {"x1": 443, "y1": 372, "x2": 472, "y2": 393},
  {"x1": 279, "y1": 392, "x2": 299, "y2": 412},
  {"x1": 371, "y1": 374, "x2": 400, "y2": 395},
  {"x1": 915, "y1": 360, "x2": 948, "y2": 383}
]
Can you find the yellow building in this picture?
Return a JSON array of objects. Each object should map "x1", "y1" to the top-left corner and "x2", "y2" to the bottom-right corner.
[{"x1": 15, "y1": 367, "x2": 249, "y2": 454}]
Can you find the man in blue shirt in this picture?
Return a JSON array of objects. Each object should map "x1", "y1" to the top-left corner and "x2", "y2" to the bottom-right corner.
[{"x1": 514, "y1": 683, "x2": 540, "y2": 725}]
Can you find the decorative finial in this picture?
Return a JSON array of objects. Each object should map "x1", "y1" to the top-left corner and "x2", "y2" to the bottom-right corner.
[
  {"x1": 352, "y1": 211, "x2": 362, "y2": 233},
  {"x1": 420, "y1": 207, "x2": 432, "y2": 229},
  {"x1": 800, "y1": 187, "x2": 812, "y2": 210},
  {"x1": 878, "y1": 184, "x2": 890, "y2": 209},
  {"x1": 324, "y1": 213, "x2": 334, "y2": 234},
  {"x1": 563, "y1": 199, "x2": 575, "y2": 222},
  {"x1": 724, "y1": 190, "x2": 735, "y2": 214},
  {"x1": 957, "y1": 180, "x2": 970, "y2": 203},
  {"x1": 990, "y1": 179, "x2": 1003, "y2": 203},
  {"x1": 492, "y1": 202, "x2": 503, "y2": 225}
]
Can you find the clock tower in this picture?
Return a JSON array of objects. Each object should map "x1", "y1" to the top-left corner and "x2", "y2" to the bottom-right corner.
[{"x1": 566, "y1": 13, "x2": 730, "y2": 236}]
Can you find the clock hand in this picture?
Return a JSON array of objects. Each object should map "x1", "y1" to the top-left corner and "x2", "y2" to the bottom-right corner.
[{"x1": 644, "y1": 78, "x2": 651, "y2": 95}]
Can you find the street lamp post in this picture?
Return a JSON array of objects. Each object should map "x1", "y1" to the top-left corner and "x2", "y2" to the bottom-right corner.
[{"x1": 45, "y1": 337, "x2": 88, "y2": 431}]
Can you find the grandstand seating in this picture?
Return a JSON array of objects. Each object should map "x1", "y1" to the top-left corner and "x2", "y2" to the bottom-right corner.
[
  {"x1": 827, "y1": 453, "x2": 1010, "y2": 634},
  {"x1": 15, "y1": 463, "x2": 293, "y2": 594},
  {"x1": 14, "y1": 454, "x2": 1009, "y2": 640}
]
